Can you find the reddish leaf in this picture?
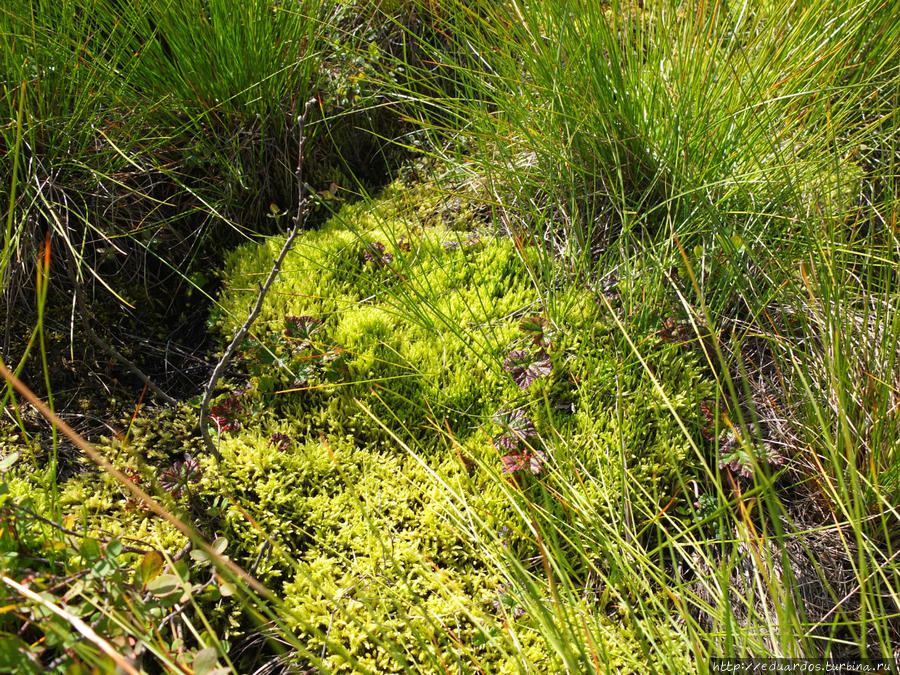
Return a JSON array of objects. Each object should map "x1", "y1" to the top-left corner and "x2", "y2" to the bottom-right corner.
[
  {"x1": 503, "y1": 350, "x2": 552, "y2": 388},
  {"x1": 518, "y1": 316, "x2": 556, "y2": 347},
  {"x1": 718, "y1": 435, "x2": 785, "y2": 478},
  {"x1": 209, "y1": 396, "x2": 242, "y2": 432},
  {"x1": 284, "y1": 315, "x2": 320, "y2": 340},
  {"x1": 501, "y1": 449, "x2": 546, "y2": 476},
  {"x1": 501, "y1": 453, "x2": 529, "y2": 474},
  {"x1": 658, "y1": 317, "x2": 693, "y2": 345},
  {"x1": 269, "y1": 432, "x2": 292, "y2": 450},
  {"x1": 699, "y1": 400, "x2": 725, "y2": 440},
  {"x1": 364, "y1": 241, "x2": 393, "y2": 267},
  {"x1": 493, "y1": 409, "x2": 537, "y2": 449},
  {"x1": 160, "y1": 456, "x2": 203, "y2": 499}
]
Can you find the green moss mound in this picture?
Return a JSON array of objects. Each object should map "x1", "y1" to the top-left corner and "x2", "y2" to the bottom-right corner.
[
  {"x1": 204, "y1": 181, "x2": 713, "y2": 670},
  {"x1": 24, "y1": 181, "x2": 714, "y2": 672}
]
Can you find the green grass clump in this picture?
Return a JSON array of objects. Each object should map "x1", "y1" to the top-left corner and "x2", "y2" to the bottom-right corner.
[{"x1": 381, "y1": 0, "x2": 900, "y2": 664}]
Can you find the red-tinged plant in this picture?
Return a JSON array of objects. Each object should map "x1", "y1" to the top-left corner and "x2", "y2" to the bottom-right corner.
[
  {"x1": 718, "y1": 435, "x2": 785, "y2": 479},
  {"x1": 284, "y1": 315, "x2": 321, "y2": 345},
  {"x1": 160, "y1": 455, "x2": 202, "y2": 499},
  {"x1": 269, "y1": 432, "x2": 292, "y2": 450},
  {"x1": 698, "y1": 399, "x2": 785, "y2": 477},
  {"x1": 493, "y1": 587, "x2": 527, "y2": 619},
  {"x1": 501, "y1": 449, "x2": 547, "y2": 476},
  {"x1": 122, "y1": 470, "x2": 150, "y2": 513},
  {"x1": 492, "y1": 408, "x2": 546, "y2": 476},
  {"x1": 699, "y1": 399, "x2": 725, "y2": 440},
  {"x1": 492, "y1": 408, "x2": 537, "y2": 450},
  {"x1": 363, "y1": 241, "x2": 393, "y2": 267},
  {"x1": 503, "y1": 350, "x2": 552, "y2": 388},
  {"x1": 209, "y1": 396, "x2": 242, "y2": 432},
  {"x1": 658, "y1": 317, "x2": 693, "y2": 345},
  {"x1": 518, "y1": 315, "x2": 556, "y2": 348}
]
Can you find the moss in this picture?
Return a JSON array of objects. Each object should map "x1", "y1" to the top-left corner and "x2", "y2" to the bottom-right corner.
[
  {"x1": 198, "y1": 180, "x2": 713, "y2": 668},
  {"x1": 35, "y1": 180, "x2": 714, "y2": 670}
]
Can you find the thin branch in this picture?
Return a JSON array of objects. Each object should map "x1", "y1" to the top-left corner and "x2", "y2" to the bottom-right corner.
[
  {"x1": 199, "y1": 98, "x2": 317, "y2": 462},
  {"x1": 156, "y1": 572, "x2": 218, "y2": 633},
  {"x1": 82, "y1": 315, "x2": 178, "y2": 405}
]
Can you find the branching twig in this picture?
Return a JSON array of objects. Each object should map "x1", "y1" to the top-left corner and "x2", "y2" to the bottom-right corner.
[
  {"x1": 156, "y1": 571, "x2": 218, "y2": 633},
  {"x1": 82, "y1": 314, "x2": 178, "y2": 405},
  {"x1": 199, "y1": 98, "x2": 317, "y2": 462}
]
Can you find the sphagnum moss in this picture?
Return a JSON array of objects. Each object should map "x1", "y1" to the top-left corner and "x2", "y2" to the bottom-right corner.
[{"x1": 21, "y1": 181, "x2": 715, "y2": 672}]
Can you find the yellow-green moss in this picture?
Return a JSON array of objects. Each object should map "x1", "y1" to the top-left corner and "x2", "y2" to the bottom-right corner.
[
  {"x1": 32, "y1": 180, "x2": 713, "y2": 671},
  {"x1": 200, "y1": 180, "x2": 713, "y2": 669}
]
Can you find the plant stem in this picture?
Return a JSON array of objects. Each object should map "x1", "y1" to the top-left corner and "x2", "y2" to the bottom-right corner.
[{"x1": 199, "y1": 98, "x2": 317, "y2": 462}]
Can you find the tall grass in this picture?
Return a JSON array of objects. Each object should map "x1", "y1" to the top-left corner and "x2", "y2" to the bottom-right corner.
[
  {"x1": 0, "y1": 2, "x2": 328, "y2": 672},
  {"x1": 375, "y1": 0, "x2": 900, "y2": 665},
  {"x1": 0, "y1": 0, "x2": 324, "y2": 326},
  {"x1": 2, "y1": 0, "x2": 899, "y2": 671}
]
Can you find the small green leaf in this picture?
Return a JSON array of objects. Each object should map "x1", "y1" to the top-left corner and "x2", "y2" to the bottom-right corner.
[
  {"x1": 211, "y1": 537, "x2": 228, "y2": 555},
  {"x1": 135, "y1": 551, "x2": 164, "y2": 587},
  {"x1": 92, "y1": 558, "x2": 115, "y2": 578},
  {"x1": 190, "y1": 549, "x2": 211, "y2": 564},
  {"x1": 218, "y1": 576, "x2": 235, "y2": 597},
  {"x1": 105, "y1": 539, "x2": 122, "y2": 558},
  {"x1": 147, "y1": 574, "x2": 181, "y2": 597},
  {"x1": 80, "y1": 539, "x2": 102, "y2": 561},
  {"x1": 471, "y1": 627, "x2": 499, "y2": 647},
  {"x1": 0, "y1": 452, "x2": 19, "y2": 473},
  {"x1": 63, "y1": 579, "x2": 87, "y2": 603},
  {"x1": 190, "y1": 271, "x2": 209, "y2": 287},
  {"x1": 324, "y1": 357, "x2": 348, "y2": 383},
  {"x1": 201, "y1": 585, "x2": 222, "y2": 602},
  {"x1": 192, "y1": 647, "x2": 220, "y2": 675}
]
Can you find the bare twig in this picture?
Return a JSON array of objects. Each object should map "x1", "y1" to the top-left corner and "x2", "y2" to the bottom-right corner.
[
  {"x1": 199, "y1": 98, "x2": 317, "y2": 462},
  {"x1": 81, "y1": 313, "x2": 178, "y2": 405},
  {"x1": 156, "y1": 572, "x2": 218, "y2": 632}
]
